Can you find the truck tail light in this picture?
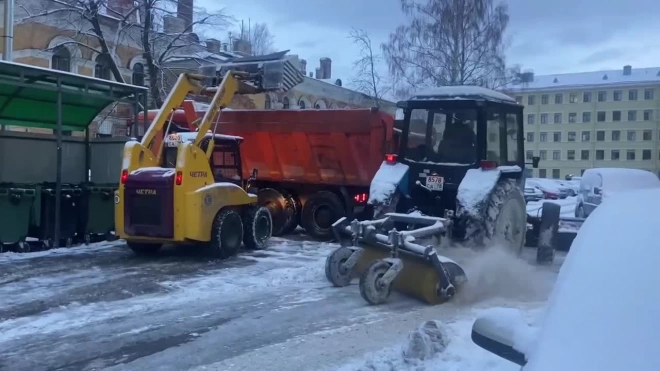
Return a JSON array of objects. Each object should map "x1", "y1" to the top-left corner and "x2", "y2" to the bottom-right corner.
[
  {"x1": 385, "y1": 154, "x2": 397, "y2": 164},
  {"x1": 175, "y1": 171, "x2": 183, "y2": 185},
  {"x1": 480, "y1": 160, "x2": 497, "y2": 170},
  {"x1": 121, "y1": 169, "x2": 128, "y2": 184}
]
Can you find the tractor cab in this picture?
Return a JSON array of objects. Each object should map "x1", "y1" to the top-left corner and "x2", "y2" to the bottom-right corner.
[
  {"x1": 163, "y1": 131, "x2": 245, "y2": 185},
  {"x1": 386, "y1": 86, "x2": 534, "y2": 216}
]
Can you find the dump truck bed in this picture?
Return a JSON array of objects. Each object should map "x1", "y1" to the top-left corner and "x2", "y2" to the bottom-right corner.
[{"x1": 215, "y1": 109, "x2": 393, "y2": 187}]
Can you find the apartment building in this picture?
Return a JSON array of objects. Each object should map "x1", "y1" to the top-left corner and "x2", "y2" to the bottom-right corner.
[{"x1": 503, "y1": 65, "x2": 660, "y2": 179}]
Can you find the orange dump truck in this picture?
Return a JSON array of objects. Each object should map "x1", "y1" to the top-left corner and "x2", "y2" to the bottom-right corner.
[{"x1": 138, "y1": 106, "x2": 395, "y2": 239}]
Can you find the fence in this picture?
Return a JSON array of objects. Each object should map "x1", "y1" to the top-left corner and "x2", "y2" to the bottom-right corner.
[{"x1": 0, "y1": 131, "x2": 127, "y2": 184}]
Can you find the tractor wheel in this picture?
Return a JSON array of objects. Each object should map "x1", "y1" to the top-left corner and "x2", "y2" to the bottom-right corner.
[
  {"x1": 301, "y1": 191, "x2": 346, "y2": 240},
  {"x1": 127, "y1": 241, "x2": 162, "y2": 256},
  {"x1": 536, "y1": 202, "x2": 560, "y2": 264},
  {"x1": 280, "y1": 190, "x2": 301, "y2": 235},
  {"x1": 209, "y1": 208, "x2": 243, "y2": 259},
  {"x1": 258, "y1": 188, "x2": 290, "y2": 236},
  {"x1": 242, "y1": 205, "x2": 272, "y2": 250},
  {"x1": 460, "y1": 179, "x2": 527, "y2": 255}
]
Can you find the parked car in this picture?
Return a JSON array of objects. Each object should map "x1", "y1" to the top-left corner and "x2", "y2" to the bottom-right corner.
[
  {"x1": 524, "y1": 186, "x2": 544, "y2": 203},
  {"x1": 471, "y1": 187, "x2": 660, "y2": 371},
  {"x1": 526, "y1": 179, "x2": 569, "y2": 199},
  {"x1": 575, "y1": 168, "x2": 660, "y2": 218}
]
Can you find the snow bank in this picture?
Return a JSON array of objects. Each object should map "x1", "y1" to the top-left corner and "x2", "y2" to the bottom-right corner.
[
  {"x1": 368, "y1": 162, "x2": 409, "y2": 205},
  {"x1": 0, "y1": 240, "x2": 123, "y2": 263},
  {"x1": 524, "y1": 188, "x2": 660, "y2": 371}
]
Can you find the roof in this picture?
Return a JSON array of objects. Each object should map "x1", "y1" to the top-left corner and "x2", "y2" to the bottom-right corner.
[
  {"x1": 0, "y1": 60, "x2": 146, "y2": 131},
  {"x1": 503, "y1": 66, "x2": 660, "y2": 92},
  {"x1": 411, "y1": 86, "x2": 516, "y2": 103}
]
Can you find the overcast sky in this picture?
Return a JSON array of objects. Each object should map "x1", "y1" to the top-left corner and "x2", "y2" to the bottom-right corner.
[{"x1": 202, "y1": 0, "x2": 660, "y2": 88}]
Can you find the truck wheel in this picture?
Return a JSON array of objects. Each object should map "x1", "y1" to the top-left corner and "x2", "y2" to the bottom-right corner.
[
  {"x1": 243, "y1": 206, "x2": 272, "y2": 250},
  {"x1": 459, "y1": 179, "x2": 527, "y2": 255},
  {"x1": 209, "y1": 208, "x2": 243, "y2": 259},
  {"x1": 280, "y1": 190, "x2": 301, "y2": 235},
  {"x1": 127, "y1": 241, "x2": 162, "y2": 256},
  {"x1": 258, "y1": 188, "x2": 289, "y2": 236},
  {"x1": 537, "y1": 202, "x2": 559, "y2": 264},
  {"x1": 301, "y1": 191, "x2": 345, "y2": 240}
]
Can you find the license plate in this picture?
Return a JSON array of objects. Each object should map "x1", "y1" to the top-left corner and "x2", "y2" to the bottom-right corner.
[{"x1": 426, "y1": 175, "x2": 444, "y2": 191}]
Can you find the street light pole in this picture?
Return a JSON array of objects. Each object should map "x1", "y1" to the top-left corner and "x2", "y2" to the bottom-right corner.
[{"x1": 1, "y1": 0, "x2": 14, "y2": 131}]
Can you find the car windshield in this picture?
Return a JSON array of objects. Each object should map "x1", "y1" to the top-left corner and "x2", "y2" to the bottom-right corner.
[{"x1": 404, "y1": 108, "x2": 477, "y2": 164}]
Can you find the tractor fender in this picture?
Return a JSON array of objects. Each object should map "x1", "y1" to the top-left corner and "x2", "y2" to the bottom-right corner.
[
  {"x1": 456, "y1": 166, "x2": 522, "y2": 219},
  {"x1": 367, "y1": 161, "x2": 410, "y2": 207}
]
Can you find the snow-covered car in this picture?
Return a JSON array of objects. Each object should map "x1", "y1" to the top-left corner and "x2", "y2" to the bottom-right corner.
[
  {"x1": 524, "y1": 186, "x2": 543, "y2": 202},
  {"x1": 575, "y1": 168, "x2": 660, "y2": 218},
  {"x1": 471, "y1": 187, "x2": 660, "y2": 370},
  {"x1": 525, "y1": 179, "x2": 569, "y2": 199}
]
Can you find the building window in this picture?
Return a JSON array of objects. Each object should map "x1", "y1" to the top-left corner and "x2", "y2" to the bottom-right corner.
[
  {"x1": 540, "y1": 132, "x2": 547, "y2": 142},
  {"x1": 527, "y1": 114, "x2": 535, "y2": 124},
  {"x1": 583, "y1": 92, "x2": 592, "y2": 102},
  {"x1": 611, "y1": 150, "x2": 620, "y2": 160},
  {"x1": 528, "y1": 95, "x2": 536, "y2": 105},
  {"x1": 540, "y1": 150, "x2": 547, "y2": 160},
  {"x1": 526, "y1": 132, "x2": 534, "y2": 142},
  {"x1": 581, "y1": 150, "x2": 590, "y2": 160},
  {"x1": 643, "y1": 149, "x2": 652, "y2": 160},
  {"x1": 298, "y1": 99, "x2": 306, "y2": 109},
  {"x1": 613, "y1": 90, "x2": 622, "y2": 101},
  {"x1": 131, "y1": 63, "x2": 145, "y2": 86},
  {"x1": 539, "y1": 169, "x2": 547, "y2": 178},
  {"x1": 515, "y1": 96, "x2": 523, "y2": 104},
  {"x1": 644, "y1": 110, "x2": 653, "y2": 121},
  {"x1": 628, "y1": 110, "x2": 637, "y2": 121},
  {"x1": 264, "y1": 95, "x2": 271, "y2": 109},
  {"x1": 597, "y1": 111, "x2": 606, "y2": 122},
  {"x1": 553, "y1": 132, "x2": 561, "y2": 142},
  {"x1": 51, "y1": 45, "x2": 71, "y2": 72},
  {"x1": 612, "y1": 130, "x2": 620, "y2": 141},
  {"x1": 569, "y1": 93, "x2": 578, "y2": 103},
  {"x1": 627, "y1": 149, "x2": 636, "y2": 160},
  {"x1": 598, "y1": 91, "x2": 607, "y2": 102},
  {"x1": 526, "y1": 150, "x2": 534, "y2": 160},
  {"x1": 568, "y1": 131, "x2": 576, "y2": 141},
  {"x1": 629, "y1": 89, "x2": 638, "y2": 101},
  {"x1": 552, "y1": 150, "x2": 560, "y2": 160},
  {"x1": 643, "y1": 130, "x2": 653, "y2": 141},
  {"x1": 541, "y1": 94, "x2": 549, "y2": 105},
  {"x1": 94, "y1": 54, "x2": 112, "y2": 80},
  {"x1": 554, "y1": 93, "x2": 563, "y2": 104},
  {"x1": 596, "y1": 150, "x2": 604, "y2": 160},
  {"x1": 582, "y1": 131, "x2": 590, "y2": 141},
  {"x1": 567, "y1": 150, "x2": 575, "y2": 160},
  {"x1": 554, "y1": 113, "x2": 562, "y2": 124},
  {"x1": 540, "y1": 114, "x2": 548, "y2": 124},
  {"x1": 644, "y1": 88, "x2": 654, "y2": 100},
  {"x1": 613, "y1": 111, "x2": 621, "y2": 121},
  {"x1": 627, "y1": 130, "x2": 636, "y2": 141},
  {"x1": 596, "y1": 130, "x2": 605, "y2": 141},
  {"x1": 582, "y1": 112, "x2": 591, "y2": 122},
  {"x1": 282, "y1": 97, "x2": 290, "y2": 109},
  {"x1": 552, "y1": 169, "x2": 560, "y2": 179},
  {"x1": 568, "y1": 112, "x2": 576, "y2": 123}
]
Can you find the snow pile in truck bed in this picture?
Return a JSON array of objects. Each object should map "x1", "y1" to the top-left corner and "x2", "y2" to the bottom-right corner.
[{"x1": 368, "y1": 162, "x2": 409, "y2": 204}]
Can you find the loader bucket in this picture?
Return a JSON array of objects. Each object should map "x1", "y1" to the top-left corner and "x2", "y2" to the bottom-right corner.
[{"x1": 331, "y1": 216, "x2": 467, "y2": 305}]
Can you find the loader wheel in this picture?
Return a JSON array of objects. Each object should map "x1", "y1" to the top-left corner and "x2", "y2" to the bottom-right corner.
[
  {"x1": 280, "y1": 190, "x2": 301, "y2": 235},
  {"x1": 127, "y1": 241, "x2": 162, "y2": 256},
  {"x1": 301, "y1": 191, "x2": 345, "y2": 240},
  {"x1": 460, "y1": 179, "x2": 527, "y2": 255},
  {"x1": 325, "y1": 247, "x2": 354, "y2": 287},
  {"x1": 536, "y1": 202, "x2": 560, "y2": 265},
  {"x1": 209, "y1": 208, "x2": 243, "y2": 259},
  {"x1": 359, "y1": 260, "x2": 393, "y2": 305},
  {"x1": 258, "y1": 188, "x2": 290, "y2": 237},
  {"x1": 243, "y1": 206, "x2": 272, "y2": 250}
]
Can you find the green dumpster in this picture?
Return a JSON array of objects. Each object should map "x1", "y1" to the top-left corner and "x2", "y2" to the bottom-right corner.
[
  {"x1": 0, "y1": 184, "x2": 36, "y2": 252},
  {"x1": 29, "y1": 183, "x2": 83, "y2": 248},
  {"x1": 80, "y1": 183, "x2": 118, "y2": 244}
]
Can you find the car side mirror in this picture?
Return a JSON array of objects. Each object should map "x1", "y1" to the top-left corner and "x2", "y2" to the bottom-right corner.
[
  {"x1": 593, "y1": 186, "x2": 601, "y2": 195},
  {"x1": 532, "y1": 156, "x2": 540, "y2": 168},
  {"x1": 471, "y1": 308, "x2": 530, "y2": 367}
]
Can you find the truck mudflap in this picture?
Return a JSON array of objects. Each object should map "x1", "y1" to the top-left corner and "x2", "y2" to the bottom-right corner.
[{"x1": 124, "y1": 168, "x2": 175, "y2": 238}]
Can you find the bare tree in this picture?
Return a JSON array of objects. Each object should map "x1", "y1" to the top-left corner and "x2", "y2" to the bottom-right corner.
[
  {"x1": 382, "y1": 0, "x2": 515, "y2": 91},
  {"x1": 348, "y1": 28, "x2": 391, "y2": 106},
  {"x1": 18, "y1": 0, "x2": 231, "y2": 107},
  {"x1": 234, "y1": 21, "x2": 275, "y2": 56}
]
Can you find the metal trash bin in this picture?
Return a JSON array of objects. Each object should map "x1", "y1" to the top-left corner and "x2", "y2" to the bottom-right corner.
[
  {"x1": 0, "y1": 184, "x2": 36, "y2": 253},
  {"x1": 80, "y1": 183, "x2": 118, "y2": 244},
  {"x1": 30, "y1": 183, "x2": 83, "y2": 248}
]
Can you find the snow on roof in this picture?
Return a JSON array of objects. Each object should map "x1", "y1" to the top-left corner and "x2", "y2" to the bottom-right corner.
[
  {"x1": 503, "y1": 66, "x2": 660, "y2": 92},
  {"x1": 411, "y1": 86, "x2": 516, "y2": 103},
  {"x1": 583, "y1": 167, "x2": 660, "y2": 192}
]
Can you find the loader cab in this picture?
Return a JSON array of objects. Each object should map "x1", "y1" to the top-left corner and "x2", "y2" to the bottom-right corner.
[
  {"x1": 393, "y1": 86, "x2": 526, "y2": 215},
  {"x1": 163, "y1": 132, "x2": 244, "y2": 185}
]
